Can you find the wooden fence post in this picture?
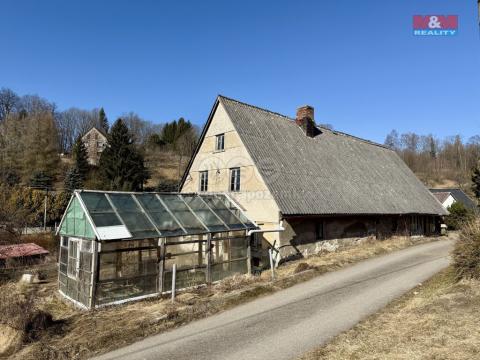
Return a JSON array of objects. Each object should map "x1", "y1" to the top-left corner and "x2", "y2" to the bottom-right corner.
[
  {"x1": 206, "y1": 233, "x2": 212, "y2": 285},
  {"x1": 171, "y1": 263, "x2": 176, "y2": 303}
]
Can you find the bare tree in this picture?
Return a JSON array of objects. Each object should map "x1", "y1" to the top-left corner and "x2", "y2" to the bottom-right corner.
[
  {"x1": 56, "y1": 108, "x2": 100, "y2": 153},
  {"x1": 384, "y1": 130, "x2": 400, "y2": 150},
  {"x1": 121, "y1": 112, "x2": 158, "y2": 145},
  {"x1": 0, "y1": 88, "x2": 20, "y2": 121}
]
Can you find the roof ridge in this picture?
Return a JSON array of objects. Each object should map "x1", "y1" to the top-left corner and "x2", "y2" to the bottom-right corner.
[
  {"x1": 218, "y1": 94, "x2": 391, "y2": 151},
  {"x1": 218, "y1": 94, "x2": 293, "y2": 121}
]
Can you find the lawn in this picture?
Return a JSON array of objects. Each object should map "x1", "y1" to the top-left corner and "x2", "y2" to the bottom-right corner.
[{"x1": 1, "y1": 234, "x2": 446, "y2": 360}]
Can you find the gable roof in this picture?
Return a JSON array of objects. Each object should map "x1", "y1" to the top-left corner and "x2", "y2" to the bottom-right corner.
[
  {"x1": 432, "y1": 192, "x2": 452, "y2": 204},
  {"x1": 182, "y1": 95, "x2": 447, "y2": 216},
  {"x1": 430, "y1": 188, "x2": 477, "y2": 210},
  {"x1": 82, "y1": 126, "x2": 107, "y2": 139},
  {"x1": 57, "y1": 190, "x2": 257, "y2": 240}
]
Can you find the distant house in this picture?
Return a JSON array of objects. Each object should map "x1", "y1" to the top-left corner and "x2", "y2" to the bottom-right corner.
[
  {"x1": 0, "y1": 243, "x2": 49, "y2": 268},
  {"x1": 430, "y1": 188, "x2": 477, "y2": 211},
  {"x1": 82, "y1": 127, "x2": 108, "y2": 166},
  {"x1": 180, "y1": 96, "x2": 447, "y2": 261}
]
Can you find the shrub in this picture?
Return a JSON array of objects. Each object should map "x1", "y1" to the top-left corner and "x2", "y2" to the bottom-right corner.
[
  {"x1": 453, "y1": 220, "x2": 480, "y2": 280},
  {"x1": 445, "y1": 202, "x2": 474, "y2": 230},
  {"x1": 293, "y1": 262, "x2": 311, "y2": 274}
]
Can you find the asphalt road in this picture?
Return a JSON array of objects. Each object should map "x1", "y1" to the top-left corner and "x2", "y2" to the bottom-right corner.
[{"x1": 93, "y1": 239, "x2": 453, "y2": 360}]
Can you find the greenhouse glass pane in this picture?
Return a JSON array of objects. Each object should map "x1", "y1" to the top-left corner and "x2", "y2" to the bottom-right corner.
[
  {"x1": 160, "y1": 195, "x2": 207, "y2": 233},
  {"x1": 181, "y1": 195, "x2": 228, "y2": 232},
  {"x1": 79, "y1": 192, "x2": 122, "y2": 227},
  {"x1": 59, "y1": 196, "x2": 95, "y2": 239},
  {"x1": 73, "y1": 199, "x2": 86, "y2": 237},
  {"x1": 81, "y1": 192, "x2": 113, "y2": 212},
  {"x1": 136, "y1": 194, "x2": 185, "y2": 236},
  {"x1": 85, "y1": 220, "x2": 95, "y2": 238},
  {"x1": 217, "y1": 195, "x2": 256, "y2": 228},
  {"x1": 201, "y1": 195, "x2": 247, "y2": 230},
  {"x1": 108, "y1": 194, "x2": 159, "y2": 238}
]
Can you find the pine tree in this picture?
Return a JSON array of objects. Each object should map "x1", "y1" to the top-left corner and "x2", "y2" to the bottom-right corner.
[
  {"x1": 29, "y1": 171, "x2": 53, "y2": 189},
  {"x1": 472, "y1": 165, "x2": 480, "y2": 200},
  {"x1": 160, "y1": 118, "x2": 193, "y2": 145},
  {"x1": 64, "y1": 167, "x2": 83, "y2": 193},
  {"x1": 99, "y1": 108, "x2": 109, "y2": 133},
  {"x1": 98, "y1": 119, "x2": 149, "y2": 191},
  {"x1": 72, "y1": 136, "x2": 89, "y2": 180}
]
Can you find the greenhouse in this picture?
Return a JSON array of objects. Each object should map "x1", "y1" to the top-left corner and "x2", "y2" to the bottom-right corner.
[{"x1": 57, "y1": 190, "x2": 259, "y2": 309}]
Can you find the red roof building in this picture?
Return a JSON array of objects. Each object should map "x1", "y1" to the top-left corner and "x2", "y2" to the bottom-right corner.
[{"x1": 0, "y1": 243, "x2": 49, "y2": 260}]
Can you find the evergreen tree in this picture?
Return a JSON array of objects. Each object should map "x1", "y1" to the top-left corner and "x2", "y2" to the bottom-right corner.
[
  {"x1": 99, "y1": 107, "x2": 109, "y2": 133},
  {"x1": 160, "y1": 118, "x2": 193, "y2": 145},
  {"x1": 472, "y1": 165, "x2": 480, "y2": 200},
  {"x1": 64, "y1": 167, "x2": 83, "y2": 193},
  {"x1": 98, "y1": 118, "x2": 149, "y2": 191},
  {"x1": 72, "y1": 136, "x2": 89, "y2": 180},
  {"x1": 29, "y1": 171, "x2": 53, "y2": 189}
]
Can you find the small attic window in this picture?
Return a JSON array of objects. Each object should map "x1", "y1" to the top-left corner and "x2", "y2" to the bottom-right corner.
[{"x1": 215, "y1": 134, "x2": 225, "y2": 151}]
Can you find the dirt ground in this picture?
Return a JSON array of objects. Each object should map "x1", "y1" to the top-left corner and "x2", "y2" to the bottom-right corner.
[
  {"x1": 300, "y1": 266, "x2": 480, "y2": 360},
  {"x1": 1, "y1": 234, "x2": 447, "y2": 360}
]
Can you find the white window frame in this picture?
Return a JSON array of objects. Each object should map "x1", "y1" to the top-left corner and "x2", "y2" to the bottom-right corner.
[
  {"x1": 230, "y1": 167, "x2": 241, "y2": 192},
  {"x1": 215, "y1": 133, "x2": 225, "y2": 151},
  {"x1": 67, "y1": 238, "x2": 81, "y2": 279},
  {"x1": 199, "y1": 171, "x2": 208, "y2": 192}
]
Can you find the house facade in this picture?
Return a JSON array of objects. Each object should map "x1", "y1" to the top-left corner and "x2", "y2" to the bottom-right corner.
[
  {"x1": 82, "y1": 127, "x2": 108, "y2": 165},
  {"x1": 180, "y1": 96, "x2": 447, "y2": 263},
  {"x1": 430, "y1": 191, "x2": 456, "y2": 210}
]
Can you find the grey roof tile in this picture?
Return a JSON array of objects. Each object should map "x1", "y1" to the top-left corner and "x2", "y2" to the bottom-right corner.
[{"x1": 219, "y1": 95, "x2": 447, "y2": 216}]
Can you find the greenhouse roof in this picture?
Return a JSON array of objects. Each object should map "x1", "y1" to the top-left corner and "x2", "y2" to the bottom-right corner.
[{"x1": 58, "y1": 190, "x2": 257, "y2": 240}]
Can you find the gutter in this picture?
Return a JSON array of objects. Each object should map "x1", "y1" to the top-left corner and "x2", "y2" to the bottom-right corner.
[{"x1": 247, "y1": 220, "x2": 285, "y2": 236}]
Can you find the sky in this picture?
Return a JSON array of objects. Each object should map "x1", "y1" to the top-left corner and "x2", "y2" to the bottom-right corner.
[{"x1": 0, "y1": 0, "x2": 479, "y2": 143}]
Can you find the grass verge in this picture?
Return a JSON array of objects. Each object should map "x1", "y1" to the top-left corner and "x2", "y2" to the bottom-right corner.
[
  {"x1": 3, "y1": 235, "x2": 448, "y2": 360},
  {"x1": 300, "y1": 266, "x2": 480, "y2": 360}
]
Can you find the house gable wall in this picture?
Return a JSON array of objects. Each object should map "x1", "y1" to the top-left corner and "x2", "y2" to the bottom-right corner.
[
  {"x1": 82, "y1": 128, "x2": 107, "y2": 166},
  {"x1": 181, "y1": 102, "x2": 280, "y2": 243},
  {"x1": 442, "y1": 194, "x2": 456, "y2": 209}
]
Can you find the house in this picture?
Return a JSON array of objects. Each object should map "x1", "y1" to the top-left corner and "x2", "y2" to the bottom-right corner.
[
  {"x1": 430, "y1": 188, "x2": 477, "y2": 211},
  {"x1": 180, "y1": 96, "x2": 447, "y2": 262},
  {"x1": 56, "y1": 190, "x2": 258, "y2": 308},
  {"x1": 0, "y1": 243, "x2": 49, "y2": 268},
  {"x1": 82, "y1": 127, "x2": 108, "y2": 165}
]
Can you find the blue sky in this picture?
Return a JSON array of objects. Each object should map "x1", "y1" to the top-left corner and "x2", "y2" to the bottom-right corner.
[{"x1": 1, "y1": 0, "x2": 479, "y2": 143}]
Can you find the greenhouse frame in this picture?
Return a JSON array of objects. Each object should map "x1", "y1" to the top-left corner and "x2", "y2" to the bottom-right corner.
[{"x1": 56, "y1": 190, "x2": 259, "y2": 309}]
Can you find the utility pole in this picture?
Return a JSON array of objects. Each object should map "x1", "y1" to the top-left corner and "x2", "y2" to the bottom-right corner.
[
  {"x1": 29, "y1": 172, "x2": 53, "y2": 232},
  {"x1": 43, "y1": 188, "x2": 48, "y2": 231}
]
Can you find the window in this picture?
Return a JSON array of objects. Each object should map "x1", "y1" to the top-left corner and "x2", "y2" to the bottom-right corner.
[
  {"x1": 215, "y1": 134, "x2": 225, "y2": 151},
  {"x1": 67, "y1": 239, "x2": 80, "y2": 279},
  {"x1": 199, "y1": 171, "x2": 208, "y2": 192},
  {"x1": 316, "y1": 222, "x2": 324, "y2": 240},
  {"x1": 230, "y1": 168, "x2": 240, "y2": 192}
]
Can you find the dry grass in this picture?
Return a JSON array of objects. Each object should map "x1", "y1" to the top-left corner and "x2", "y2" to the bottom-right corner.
[
  {"x1": 453, "y1": 220, "x2": 480, "y2": 280},
  {"x1": 3, "y1": 234, "x2": 447, "y2": 360},
  {"x1": 300, "y1": 267, "x2": 480, "y2": 360}
]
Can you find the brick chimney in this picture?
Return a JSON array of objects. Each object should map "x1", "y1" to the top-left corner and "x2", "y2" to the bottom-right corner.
[{"x1": 295, "y1": 105, "x2": 316, "y2": 137}]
